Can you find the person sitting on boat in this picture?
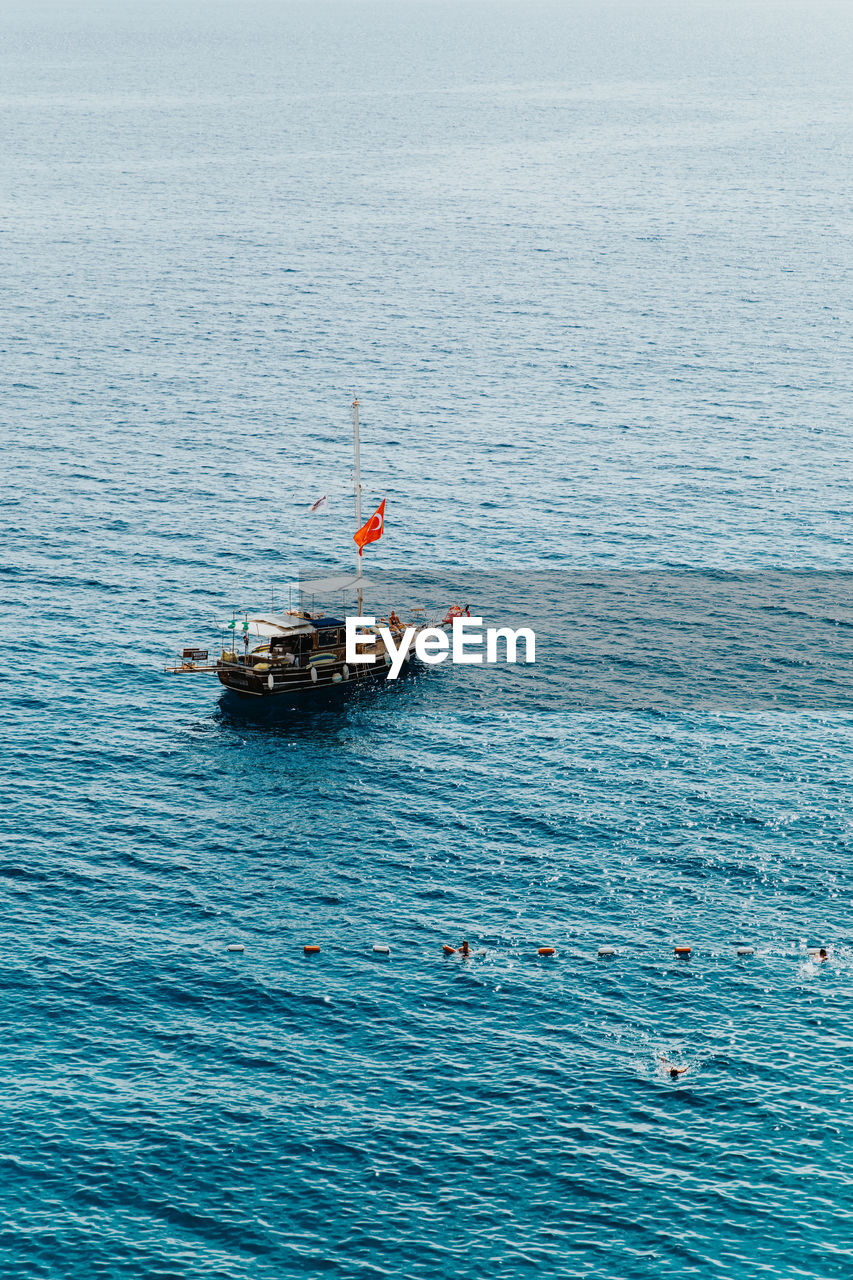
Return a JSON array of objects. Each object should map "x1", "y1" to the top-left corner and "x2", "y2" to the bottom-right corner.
[{"x1": 388, "y1": 610, "x2": 403, "y2": 633}]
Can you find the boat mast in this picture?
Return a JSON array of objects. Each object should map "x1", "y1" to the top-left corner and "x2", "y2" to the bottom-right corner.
[{"x1": 352, "y1": 397, "x2": 363, "y2": 614}]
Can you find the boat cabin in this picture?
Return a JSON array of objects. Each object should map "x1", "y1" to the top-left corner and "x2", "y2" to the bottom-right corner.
[{"x1": 225, "y1": 614, "x2": 350, "y2": 670}]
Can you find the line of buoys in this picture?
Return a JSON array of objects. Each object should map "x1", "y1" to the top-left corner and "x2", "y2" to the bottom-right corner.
[
  {"x1": 279, "y1": 939, "x2": 832, "y2": 965},
  {"x1": 227, "y1": 943, "x2": 245, "y2": 953}
]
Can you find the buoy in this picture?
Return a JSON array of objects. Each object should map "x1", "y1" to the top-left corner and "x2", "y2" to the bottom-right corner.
[
  {"x1": 332, "y1": 672, "x2": 342, "y2": 683},
  {"x1": 343, "y1": 664, "x2": 350, "y2": 680},
  {"x1": 736, "y1": 946, "x2": 754, "y2": 957},
  {"x1": 538, "y1": 947, "x2": 556, "y2": 956},
  {"x1": 443, "y1": 945, "x2": 456, "y2": 955},
  {"x1": 303, "y1": 945, "x2": 321, "y2": 955},
  {"x1": 227, "y1": 943, "x2": 245, "y2": 953},
  {"x1": 267, "y1": 673, "x2": 274, "y2": 690},
  {"x1": 310, "y1": 667, "x2": 318, "y2": 683},
  {"x1": 674, "y1": 945, "x2": 692, "y2": 957},
  {"x1": 372, "y1": 943, "x2": 390, "y2": 954},
  {"x1": 598, "y1": 946, "x2": 617, "y2": 957}
]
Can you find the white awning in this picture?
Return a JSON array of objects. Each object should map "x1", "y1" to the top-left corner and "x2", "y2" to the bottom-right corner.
[
  {"x1": 243, "y1": 614, "x2": 315, "y2": 639},
  {"x1": 299, "y1": 572, "x2": 372, "y2": 596}
]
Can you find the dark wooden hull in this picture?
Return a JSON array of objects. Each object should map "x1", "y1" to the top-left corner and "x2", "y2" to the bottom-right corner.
[{"x1": 216, "y1": 654, "x2": 398, "y2": 699}]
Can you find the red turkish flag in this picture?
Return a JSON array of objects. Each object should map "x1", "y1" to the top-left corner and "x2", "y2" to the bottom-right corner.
[{"x1": 353, "y1": 499, "x2": 386, "y2": 556}]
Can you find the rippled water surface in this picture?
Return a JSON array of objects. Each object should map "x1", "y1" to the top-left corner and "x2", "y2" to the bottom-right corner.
[{"x1": 3, "y1": 2, "x2": 853, "y2": 1277}]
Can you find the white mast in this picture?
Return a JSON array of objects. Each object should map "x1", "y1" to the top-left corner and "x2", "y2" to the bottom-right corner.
[{"x1": 352, "y1": 397, "x2": 363, "y2": 614}]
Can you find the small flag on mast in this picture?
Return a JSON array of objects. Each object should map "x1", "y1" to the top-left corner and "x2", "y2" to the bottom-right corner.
[{"x1": 354, "y1": 499, "x2": 386, "y2": 556}]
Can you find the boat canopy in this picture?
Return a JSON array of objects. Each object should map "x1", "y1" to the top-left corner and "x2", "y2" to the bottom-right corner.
[
  {"x1": 299, "y1": 572, "x2": 372, "y2": 595},
  {"x1": 243, "y1": 614, "x2": 316, "y2": 639}
]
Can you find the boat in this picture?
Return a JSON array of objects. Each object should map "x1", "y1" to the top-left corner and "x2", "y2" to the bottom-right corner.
[{"x1": 165, "y1": 399, "x2": 458, "y2": 701}]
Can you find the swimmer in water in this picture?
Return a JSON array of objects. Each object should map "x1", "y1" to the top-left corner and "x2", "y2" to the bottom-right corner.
[
  {"x1": 808, "y1": 947, "x2": 829, "y2": 962},
  {"x1": 459, "y1": 940, "x2": 471, "y2": 956},
  {"x1": 659, "y1": 1057, "x2": 689, "y2": 1079}
]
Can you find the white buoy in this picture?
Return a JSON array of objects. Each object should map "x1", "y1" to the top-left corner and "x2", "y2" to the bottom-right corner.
[
  {"x1": 598, "y1": 946, "x2": 617, "y2": 957},
  {"x1": 372, "y1": 943, "x2": 390, "y2": 954},
  {"x1": 311, "y1": 666, "x2": 318, "y2": 683},
  {"x1": 227, "y1": 943, "x2": 245, "y2": 953},
  {"x1": 267, "y1": 673, "x2": 274, "y2": 690}
]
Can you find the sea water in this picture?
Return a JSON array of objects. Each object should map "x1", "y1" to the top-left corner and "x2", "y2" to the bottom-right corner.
[{"x1": 2, "y1": 2, "x2": 852, "y2": 1276}]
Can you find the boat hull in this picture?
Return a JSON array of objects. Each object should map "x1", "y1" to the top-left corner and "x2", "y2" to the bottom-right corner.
[{"x1": 216, "y1": 654, "x2": 397, "y2": 699}]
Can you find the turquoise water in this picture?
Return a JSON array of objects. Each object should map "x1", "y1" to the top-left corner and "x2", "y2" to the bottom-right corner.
[{"x1": 3, "y1": 2, "x2": 853, "y2": 1276}]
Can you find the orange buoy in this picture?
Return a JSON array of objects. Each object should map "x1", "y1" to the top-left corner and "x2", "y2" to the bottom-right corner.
[
  {"x1": 538, "y1": 946, "x2": 556, "y2": 956},
  {"x1": 443, "y1": 945, "x2": 456, "y2": 955},
  {"x1": 303, "y1": 945, "x2": 321, "y2": 955},
  {"x1": 674, "y1": 945, "x2": 692, "y2": 957}
]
